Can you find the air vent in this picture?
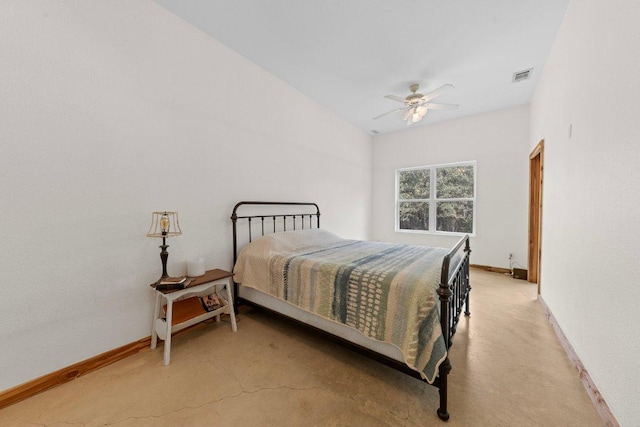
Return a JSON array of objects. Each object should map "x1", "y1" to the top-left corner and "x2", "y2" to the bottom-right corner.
[{"x1": 512, "y1": 68, "x2": 533, "y2": 83}]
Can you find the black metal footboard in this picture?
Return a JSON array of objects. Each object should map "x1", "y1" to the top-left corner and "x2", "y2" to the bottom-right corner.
[
  {"x1": 435, "y1": 234, "x2": 472, "y2": 421},
  {"x1": 230, "y1": 201, "x2": 471, "y2": 422}
]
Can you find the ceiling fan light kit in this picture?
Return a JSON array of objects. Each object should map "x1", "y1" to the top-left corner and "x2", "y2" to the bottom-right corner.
[
  {"x1": 374, "y1": 83, "x2": 459, "y2": 125},
  {"x1": 403, "y1": 105, "x2": 428, "y2": 124}
]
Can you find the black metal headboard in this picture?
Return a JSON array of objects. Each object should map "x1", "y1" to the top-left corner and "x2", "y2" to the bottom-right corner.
[{"x1": 231, "y1": 201, "x2": 321, "y2": 266}]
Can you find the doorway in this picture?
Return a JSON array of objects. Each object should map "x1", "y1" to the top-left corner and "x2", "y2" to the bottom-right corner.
[{"x1": 528, "y1": 140, "x2": 544, "y2": 292}]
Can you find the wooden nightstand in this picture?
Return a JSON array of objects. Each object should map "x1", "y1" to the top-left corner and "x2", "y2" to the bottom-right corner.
[{"x1": 150, "y1": 269, "x2": 237, "y2": 365}]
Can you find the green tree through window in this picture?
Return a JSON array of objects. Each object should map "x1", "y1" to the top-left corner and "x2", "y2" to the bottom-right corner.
[{"x1": 397, "y1": 162, "x2": 475, "y2": 234}]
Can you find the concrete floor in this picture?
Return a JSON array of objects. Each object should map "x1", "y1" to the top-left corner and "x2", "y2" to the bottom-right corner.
[{"x1": 0, "y1": 270, "x2": 603, "y2": 426}]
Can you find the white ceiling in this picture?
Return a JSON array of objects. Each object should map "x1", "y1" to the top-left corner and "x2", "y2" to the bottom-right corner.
[{"x1": 153, "y1": 0, "x2": 569, "y2": 135}]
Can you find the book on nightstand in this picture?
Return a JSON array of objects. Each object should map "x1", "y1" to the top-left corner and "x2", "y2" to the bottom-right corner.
[
  {"x1": 199, "y1": 292, "x2": 228, "y2": 312},
  {"x1": 153, "y1": 276, "x2": 193, "y2": 291}
]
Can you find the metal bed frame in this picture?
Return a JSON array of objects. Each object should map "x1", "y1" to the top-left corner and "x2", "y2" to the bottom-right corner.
[{"x1": 231, "y1": 201, "x2": 471, "y2": 421}]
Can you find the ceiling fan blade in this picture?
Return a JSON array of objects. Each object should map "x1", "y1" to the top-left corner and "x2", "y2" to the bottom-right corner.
[
  {"x1": 373, "y1": 106, "x2": 410, "y2": 120},
  {"x1": 423, "y1": 102, "x2": 459, "y2": 110},
  {"x1": 384, "y1": 94, "x2": 406, "y2": 103},
  {"x1": 421, "y1": 84, "x2": 454, "y2": 102}
]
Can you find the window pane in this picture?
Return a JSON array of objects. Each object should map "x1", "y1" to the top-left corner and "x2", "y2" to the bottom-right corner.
[
  {"x1": 399, "y1": 201, "x2": 429, "y2": 231},
  {"x1": 399, "y1": 169, "x2": 430, "y2": 199},
  {"x1": 436, "y1": 201, "x2": 473, "y2": 233},
  {"x1": 436, "y1": 165, "x2": 474, "y2": 198}
]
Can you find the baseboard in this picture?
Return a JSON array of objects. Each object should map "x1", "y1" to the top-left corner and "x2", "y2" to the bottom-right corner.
[
  {"x1": 470, "y1": 264, "x2": 511, "y2": 274},
  {"x1": 0, "y1": 336, "x2": 151, "y2": 411},
  {"x1": 538, "y1": 296, "x2": 619, "y2": 427}
]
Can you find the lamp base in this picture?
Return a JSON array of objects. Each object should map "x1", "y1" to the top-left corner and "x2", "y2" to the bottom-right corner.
[{"x1": 160, "y1": 241, "x2": 169, "y2": 276}]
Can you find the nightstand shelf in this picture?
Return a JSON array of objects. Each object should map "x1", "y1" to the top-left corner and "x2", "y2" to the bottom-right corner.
[
  {"x1": 153, "y1": 298, "x2": 228, "y2": 340},
  {"x1": 150, "y1": 269, "x2": 237, "y2": 365}
]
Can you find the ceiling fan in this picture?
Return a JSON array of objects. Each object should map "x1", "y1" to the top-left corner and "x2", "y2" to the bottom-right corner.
[{"x1": 374, "y1": 83, "x2": 459, "y2": 125}]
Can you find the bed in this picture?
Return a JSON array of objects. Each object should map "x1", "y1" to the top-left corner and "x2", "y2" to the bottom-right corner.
[{"x1": 231, "y1": 201, "x2": 471, "y2": 421}]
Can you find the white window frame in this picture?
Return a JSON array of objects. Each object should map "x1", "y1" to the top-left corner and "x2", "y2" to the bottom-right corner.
[{"x1": 395, "y1": 161, "x2": 477, "y2": 236}]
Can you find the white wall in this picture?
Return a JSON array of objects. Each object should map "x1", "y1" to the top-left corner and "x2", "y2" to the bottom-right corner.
[
  {"x1": 372, "y1": 105, "x2": 530, "y2": 269},
  {"x1": 530, "y1": 1, "x2": 640, "y2": 424},
  {"x1": 0, "y1": 1, "x2": 372, "y2": 391}
]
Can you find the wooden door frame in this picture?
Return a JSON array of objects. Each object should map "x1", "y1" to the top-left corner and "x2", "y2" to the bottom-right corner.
[{"x1": 528, "y1": 139, "x2": 544, "y2": 291}]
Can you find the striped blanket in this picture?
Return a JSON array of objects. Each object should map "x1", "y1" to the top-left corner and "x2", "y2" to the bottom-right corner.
[{"x1": 234, "y1": 229, "x2": 450, "y2": 383}]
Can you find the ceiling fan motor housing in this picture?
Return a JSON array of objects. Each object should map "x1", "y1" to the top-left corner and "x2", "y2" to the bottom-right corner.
[{"x1": 406, "y1": 94, "x2": 423, "y2": 104}]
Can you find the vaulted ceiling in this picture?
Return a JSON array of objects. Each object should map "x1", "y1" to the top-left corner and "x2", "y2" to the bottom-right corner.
[{"x1": 154, "y1": 0, "x2": 569, "y2": 135}]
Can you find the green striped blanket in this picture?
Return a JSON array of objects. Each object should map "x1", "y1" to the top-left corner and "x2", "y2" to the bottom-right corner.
[{"x1": 234, "y1": 229, "x2": 449, "y2": 383}]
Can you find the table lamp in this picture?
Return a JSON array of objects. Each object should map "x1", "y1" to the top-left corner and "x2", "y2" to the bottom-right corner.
[{"x1": 147, "y1": 211, "x2": 182, "y2": 281}]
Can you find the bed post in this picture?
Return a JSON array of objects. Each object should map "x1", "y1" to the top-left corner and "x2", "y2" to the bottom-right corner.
[
  {"x1": 437, "y1": 358, "x2": 452, "y2": 421},
  {"x1": 436, "y1": 283, "x2": 452, "y2": 421},
  {"x1": 437, "y1": 252, "x2": 453, "y2": 421},
  {"x1": 464, "y1": 238, "x2": 472, "y2": 317},
  {"x1": 231, "y1": 207, "x2": 239, "y2": 315}
]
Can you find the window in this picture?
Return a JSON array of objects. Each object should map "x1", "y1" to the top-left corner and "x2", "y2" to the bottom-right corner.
[{"x1": 396, "y1": 161, "x2": 476, "y2": 234}]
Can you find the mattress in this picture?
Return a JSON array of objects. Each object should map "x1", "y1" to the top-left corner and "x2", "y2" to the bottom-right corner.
[{"x1": 238, "y1": 284, "x2": 405, "y2": 362}]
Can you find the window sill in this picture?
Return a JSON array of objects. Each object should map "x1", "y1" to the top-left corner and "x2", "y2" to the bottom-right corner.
[{"x1": 395, "y1": 229, "x2": 475, "y2": 238}]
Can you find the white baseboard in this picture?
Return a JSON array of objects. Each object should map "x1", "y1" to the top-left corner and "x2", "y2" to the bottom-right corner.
[{"x1": 538, "y1": 295, "x2": 619, "y2": 427}]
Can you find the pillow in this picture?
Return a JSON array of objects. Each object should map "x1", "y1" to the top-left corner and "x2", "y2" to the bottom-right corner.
[
  {"x1": 244, "y1": 228, "x2": 342, "y2": 254},
  {"x1": 234, "y1": 229, "x2": 343, "y2": 283}
]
